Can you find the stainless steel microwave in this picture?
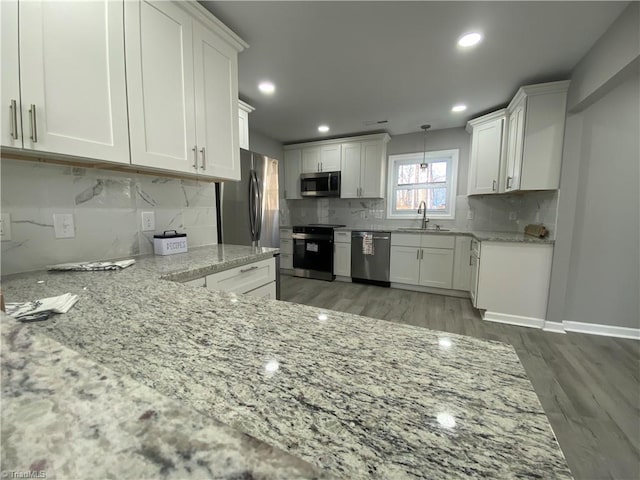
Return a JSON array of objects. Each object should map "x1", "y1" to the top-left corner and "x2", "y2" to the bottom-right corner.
[{"x1": 300, "y1": 171, "x2": 341, "y2": 197}]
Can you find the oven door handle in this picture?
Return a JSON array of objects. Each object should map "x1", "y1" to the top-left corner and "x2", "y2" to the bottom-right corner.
[{"x1": 292, "y1": 233, "x2": 332, "y2": 241}]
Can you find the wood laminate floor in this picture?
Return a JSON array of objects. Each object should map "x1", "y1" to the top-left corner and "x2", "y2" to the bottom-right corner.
[{"x1": 281, "y1": 275, "x2": 640, "y2": 480}]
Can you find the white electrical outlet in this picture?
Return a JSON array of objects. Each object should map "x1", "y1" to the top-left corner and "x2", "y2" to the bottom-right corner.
[
  {"x1": 466, "y1": 210, "x2": 475, "y2": 220},
  {"x1": 0, "y1": 213, "x2": 12, "y2": 241},
  {"x1": 509, "y1": 211, "x2": 517, "y2": 221},
  {"x1": 141, "y1": 211, "x2": 155, "y2": 232},
  {"x1": 53, "y1": 213, "x2": 75, "y2": 239}
]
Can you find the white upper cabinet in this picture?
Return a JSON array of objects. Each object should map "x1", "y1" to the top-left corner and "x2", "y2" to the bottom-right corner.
[
  {"x1": 193, "y1": 20, "x2": 240, "y2": 180},
  {"x1": 125, "y1": 0, "x2": 197, "y2": 174},
  {"x1": 126, "y1": 0, "x2": 245, "y2": 180},
  {"x1": 1, "y1": 1, "x2": 21, "y2": 148},
  {"x1": 13, "y1": 0, "x2": 129, "y2": 162},
  {"x1": 287, "y1": 133, "x2": 389, "y2": 197},
  {"x1": 340, "y1": 136, "x2": 389, "y2": 198},
  {"x1": 302, "y1": 147, "x2": 321, "y2": 173},
  {"x1": 340, "y1": 142, "x2": 361, "y2": 198},
  {"x1": 467, "y1": 110, "x2": 506, "y2": 195},
  {"x1": 238, "y1": 100, "x2": 254, "y2": 150},
  {"x1": 284, "y1": 149, "x2": 302, "y2": 199},
  {"x1": 504, "y1": 81, "x2": 570, "y2": 191}
]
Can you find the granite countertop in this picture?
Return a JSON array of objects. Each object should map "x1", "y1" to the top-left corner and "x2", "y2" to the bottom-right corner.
[
  {"x1": 331, "y1": 226, "x2": 554, "y2": 244},
  {"x1": 1, "y1": 244, "x2": 571, "y2": 479},
  {"x1": 1, "y1": 314, "x2": 325, "y2": 479}
]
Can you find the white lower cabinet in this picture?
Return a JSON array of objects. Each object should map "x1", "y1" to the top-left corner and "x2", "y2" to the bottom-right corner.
[
  {"x1": 245, "y1": 281, "x2": 276, "y2": 299},
  {"x1": 475, "y1": 242, "x2": 553, "y2": 325},
  {"x1": 280, "y1": 228, "x2": 293, "y2": 271},
  {"x1": 205, "y1": 257, "x2": 276, "y2": 295},
  {"x1": 333, "y1": 231, "x2": 351, "y2": 277},
  {"x1": 390, "y1": 233, "x2": 454, "y2": 289},
  {"x1": 452, "y1": 236, "x2": 472, "y2": 291},
  {"x1": 390, "y1": 246, "x2": 421, "y2": 284}
]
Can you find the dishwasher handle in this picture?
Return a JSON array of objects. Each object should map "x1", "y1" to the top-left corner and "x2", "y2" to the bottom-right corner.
[{"x1": 351, "y1": 231, "x2": 391, "y2": 240}]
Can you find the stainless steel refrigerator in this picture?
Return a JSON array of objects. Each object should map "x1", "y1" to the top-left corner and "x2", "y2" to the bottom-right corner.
[{"x1": 216, "y1": 149, "x2": 280, "y2": 295}]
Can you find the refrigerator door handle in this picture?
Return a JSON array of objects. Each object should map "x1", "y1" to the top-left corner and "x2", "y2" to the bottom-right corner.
[
  {"x1": 248, "y1": 171, "x2": 256, "y2": 240},
  {"x1": 253, "y1": 170, "x2": 262, "y2": 241}
]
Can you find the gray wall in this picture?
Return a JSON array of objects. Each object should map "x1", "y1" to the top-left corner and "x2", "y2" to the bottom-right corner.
[
  {"x1": 547, "y1": 2, "x2": 640, "y2": 329},
  {"x1": 387, "y1": 127, "x2": 470, "y2": 196}
]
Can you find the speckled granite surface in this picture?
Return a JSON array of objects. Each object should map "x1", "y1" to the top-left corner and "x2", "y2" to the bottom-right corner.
[
  {"x1": 332, "y1": 227, "x2": 554, "y2": 244},
  {"x1": 1, "y1": 244, "x2": 572, "y2": 480},
  {"x1": 1, "y1": 314, "x2": 325, "y2": 480}
]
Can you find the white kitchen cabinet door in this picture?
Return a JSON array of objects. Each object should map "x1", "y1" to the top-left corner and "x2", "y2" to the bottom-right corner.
[
  {"x1": 467, "y1": 115, "x2": 504, "y2": 195},
  {"x1": 302, "y1": 147, "x2": 321, "y2": 173},
  {"x1": 418, "y1": 248, "x2": 454, "y2": 289},
  {"x1": 320, "y1": 144, "x2": 341, "y2": 171},
  {"x1": 452, "y1": 236, "x2": 472, "y2": 291},
  {"x1": 470, "y1": 251, "x2": 480, "y2": 307},
  {"x1": 390, "y1": 246, "x2": 420, "y2": 284},
  {"x1": 246, "y1": 281, "x2": 276, "y2": 299},
  {"x1": 1, "y1": 0, "x2": 21, "y2": 148},
  {"x1": 18, "y1": 0, "x2": 129, "y2": 163},
  {"x1": 280, "y1": 253, "x2": 293, "y2": 270},
  {"x1": 340, "y1": 142, "x2": 361, "y2": 198},
  {"x1": 193, "y1": 21, "x2": 240, "y2": 181},
  {"x1": 360, "y1": 140, "x2": 385, "y2": 198},
  {"x1": 334, "y1": 242, "x2": 351, "y2": 277},
  {"x1": 505, "y1": 99, "x2": 525, "y2": 191},
  {"x1": 126, "y1": 0, "x2": 197, "y2": 174},
  {"x1": 284, "y1": 149, "x2": 302, "y2": 199},
  {"x1": 238, "y1": 100, "x2": 253, "y2": 150}
]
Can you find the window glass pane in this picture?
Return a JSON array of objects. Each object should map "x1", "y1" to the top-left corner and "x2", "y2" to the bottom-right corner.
[
  {"x1": 397, "y1": 163, "x2": 429, "y2": 185},
  {"x1": 429, "y1": 162, "x2": 447, "y2": 183},
  {"x1": 428, "y1": 188, "x2": 447, "y2": 210},
  {"x1": 395, "y1": 188, "x2": 427, "y2": 211}
]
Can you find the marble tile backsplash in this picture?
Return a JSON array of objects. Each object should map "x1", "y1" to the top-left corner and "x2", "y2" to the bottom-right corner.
[
  {"x1": 282, "y1": 191, "x2": 558, "y2": 235},
  {"x1": 1, "y1": 160, "x2": 217, "y2": 275}
]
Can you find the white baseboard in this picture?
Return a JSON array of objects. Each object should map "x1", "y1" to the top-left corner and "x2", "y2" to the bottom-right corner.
[
  {"x1": 542, "y1": 321, "x2": 566, "y2": 334},
  {"x1": 335, "y1": 275, "x2": 352, "y2": 283},
  {"x1": 482, "y1": 311, "x2": 546, "y2": 329},
  {"x1": 390, "y1": 283, "x2": 471, "y2": 298},
  {"x1": 563, "y1": 321, "x2": 640, "y2": 340}
]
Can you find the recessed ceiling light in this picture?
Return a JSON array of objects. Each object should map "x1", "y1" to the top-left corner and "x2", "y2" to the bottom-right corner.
[
  {"x1": 318, "y1": 125, "x2": 330, "y2": 133},
  {"x1": 451, "y1": 104, "x2": 467, "y2": 113},
  {"x1": 458, "y1": 32, "x2": 483, "y2": 48},
  {"x1": 258, "y1": 81, "x2": 275, "y2": 94}
]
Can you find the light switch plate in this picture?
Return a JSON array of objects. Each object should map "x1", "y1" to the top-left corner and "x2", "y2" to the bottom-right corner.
[
  {"x1": 53, "y1": 213, "x2": 75, "y2": 239},
  {"x1": 141, "y1": 211, "x2": 155, "y2": 232},
  {"x1": 0, "y1": 213, "x2": 11, "y2": 241}
]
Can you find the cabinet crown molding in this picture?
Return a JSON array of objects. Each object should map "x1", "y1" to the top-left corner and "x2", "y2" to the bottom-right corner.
[
  {"x1": 284, "y1": 132, "x2": 390, "y2": 150},
  {"x1": 177, "y1": 1, "x2": 248, "y2": 52},
  {"x1": 239, "y1": 100, "x2": 255, "y2": 113},
  {"x1": 508, "y1": 80, "x2": 571, "y2": 110},
  {"x1": 466, "y1": 108, "x2": 508, "y2": 133}
]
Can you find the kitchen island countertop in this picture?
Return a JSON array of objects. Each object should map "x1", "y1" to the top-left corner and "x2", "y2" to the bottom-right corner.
[{"x1": 1, "y1": 244, "x2": 571, "y2": 479}]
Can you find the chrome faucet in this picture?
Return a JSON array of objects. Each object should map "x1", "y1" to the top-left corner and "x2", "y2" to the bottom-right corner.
[{"x1": 417, "y1": 201, "x2": 429, "y2": 229}]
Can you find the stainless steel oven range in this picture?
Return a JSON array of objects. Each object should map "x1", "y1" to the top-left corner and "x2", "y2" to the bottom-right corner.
[{"x1": 292, "y1": 224, "x2": 345, "y2": 281}]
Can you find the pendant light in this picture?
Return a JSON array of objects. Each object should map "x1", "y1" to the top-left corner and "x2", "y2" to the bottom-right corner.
[{"x1": 420, "y1": 124, "x2": 431, "y2": 169}]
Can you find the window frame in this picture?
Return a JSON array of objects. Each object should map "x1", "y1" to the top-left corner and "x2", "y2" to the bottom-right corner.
[{"x1": 386, "y1": 149, "x2": 459, "y2": 220}]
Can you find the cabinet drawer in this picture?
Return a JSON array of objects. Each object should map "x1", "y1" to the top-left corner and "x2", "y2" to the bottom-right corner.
[
  {"x1": 279, "y1": 238, "x2": 293, "y2": 254},
  {"x1": 246, "y1": 281, "x2": 276, "y2": 299},
  {"x1": 280, "y1": 253, "x2": 293, "y2": 270},
  {"x1": 206, "y1": 257, "x2": 275, "y2": 294},
  {"x1": 280, "y1": 228, "x2": 292, "y2": 237},
  {"x1": 391, "y1": 233, "x2": 421, "y2": 247},
  {"x1": 334, "y1": 231, "x2": 351, "y2": 244},
  {"x1": 421, "y1": 234, "x2": 455, "y2": 249}
]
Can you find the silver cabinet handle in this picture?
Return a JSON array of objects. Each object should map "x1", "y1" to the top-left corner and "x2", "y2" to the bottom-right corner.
[
  {"x1": 9, "y1": 99, "x2": 18, "y2": 140},
  {"x1": 469, "y1": 255, "x2": 472, "y2": 266},
  {"x1": 29, "y1": 104, "x2": 37, "y2": 142},
  {"x1": 200, "y1": 146, "x2": 206, "y2": 171},
  {"x1": 416, "y1": 249, "x2": 419, "y2": 260},
  {"x1": 192, "y1": 146, "x2": 198, "y2": 169},
  {"x1": 420, "y1": 249, "x2": 424, "y2": 260},
  {"x1": 506, "y1": 176, "x2": 512, "y2": 189},
  {"x1": 240, "y1": 265, "x2": 258, "y2": 273},
  {"x1": 492, "y1": 180, "x2": 496, "y2": 191}
]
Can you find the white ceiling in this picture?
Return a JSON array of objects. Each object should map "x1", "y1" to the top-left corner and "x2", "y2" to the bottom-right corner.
[{"x1": 201, "y1": 1, "x2": 628, "y2": 143}]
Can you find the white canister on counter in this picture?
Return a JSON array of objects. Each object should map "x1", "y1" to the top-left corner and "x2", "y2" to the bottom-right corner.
[{"x1": 153, "y1": 230, "x2": 188, "y2": 255}]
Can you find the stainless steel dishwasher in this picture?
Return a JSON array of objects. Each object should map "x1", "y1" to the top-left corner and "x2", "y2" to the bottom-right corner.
[{"x1": 351, "y1": 231, "x2": 391, "y2": 287}]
